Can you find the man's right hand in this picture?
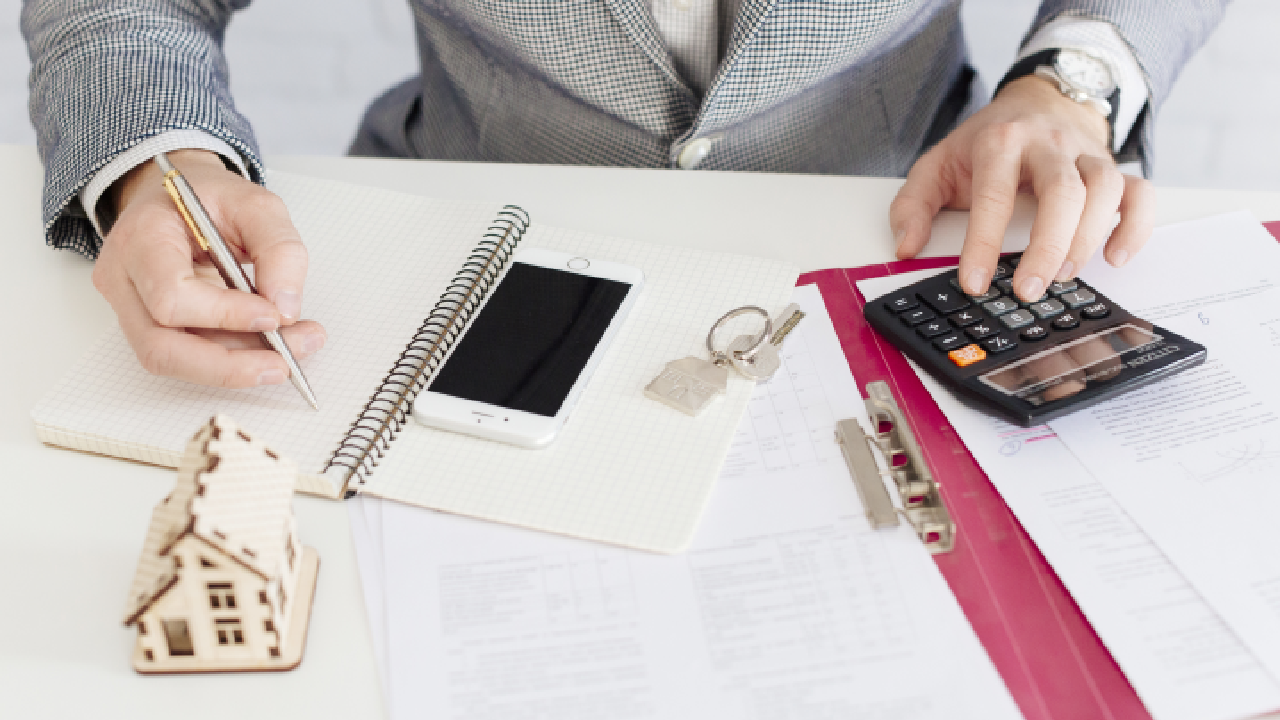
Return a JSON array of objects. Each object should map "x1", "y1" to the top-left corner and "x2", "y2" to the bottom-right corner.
[{"x1": 94, "y1": 149, "x2": 326, "y2": 388}]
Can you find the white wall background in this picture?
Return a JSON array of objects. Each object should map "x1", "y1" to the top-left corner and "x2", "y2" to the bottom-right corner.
[{"x1": 2, "y1": 0, "x2": 1276, "y2": 191}]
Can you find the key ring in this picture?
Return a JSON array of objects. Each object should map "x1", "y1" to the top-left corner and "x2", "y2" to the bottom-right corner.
[{"x1": 706, "y1": 306, "x2": 773, "y2": 366}]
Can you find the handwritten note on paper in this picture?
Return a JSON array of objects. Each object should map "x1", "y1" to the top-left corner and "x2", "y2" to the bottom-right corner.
[{"x1": 374, "y1": 285, "x2": 1020, "y2": 720}]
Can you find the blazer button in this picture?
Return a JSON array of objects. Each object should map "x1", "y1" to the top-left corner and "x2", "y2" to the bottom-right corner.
[{"x1": 677, "y1": 138, "x2": 712, "y2": 169}]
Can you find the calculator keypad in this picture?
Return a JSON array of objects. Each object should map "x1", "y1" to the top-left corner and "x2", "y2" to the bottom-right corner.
[
  {"x1": 1020, "y1": 323, "x2": 1050, "y2": 341},
  {"x1": 948, "y1": 345, "x2": 986, "y2": 367},
  {"x1": 917, "y1": 320, "x2": 949, "y2": 339},
  {"x1": 983, "y1": 335, "x2": 1017, "y2": 354},
  {"x1": 1058, "y1": 289, "x2": 1097, "y2": 309},
  {"x1": 1082, "y1": 302, "x2": 1110, "y2": 320},
  {"x1": 999, "y1": 309, "x2": 1035, "y2": 329},
  {"x1": 948, "y1": 309, "x2": 982, "y2": 327},
  {"x1": 934, "y1": 333, "x2": 966, "y2": 352},
  {"x1": 900, "y1": 308, "x2": 936, "y2": 326},
  {"x1": 1028, "y1": 299, "x2": 1065, "y2": 319},
  {"x1": 885, "y1": 295, "x2": 919, "y2": 313},
  {"x1": 965, "y1": 322, "x2": 998, "y2": 341},
  {"x1": 981, "y1": 297, "x2": 1017, "y2": 315},
  {"x1": 1052, "y1": 313, "x2": 1080, "y2": 331},
  {"x1": 878, "y1": 255, "x2": 1114, "y2": 371},
  {"x1": 922, "y1": 290, "x2": 970, "y2": 314}
]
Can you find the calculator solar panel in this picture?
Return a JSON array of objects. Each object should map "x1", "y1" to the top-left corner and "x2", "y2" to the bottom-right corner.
[{"x1": 865, "y1": 253, "x2": 1207, "y2": 427}]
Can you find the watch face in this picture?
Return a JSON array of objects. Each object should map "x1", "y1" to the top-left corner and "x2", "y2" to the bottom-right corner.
[{"x1": 1055, "y1": 49, "x2": 1115, "y2": 96}]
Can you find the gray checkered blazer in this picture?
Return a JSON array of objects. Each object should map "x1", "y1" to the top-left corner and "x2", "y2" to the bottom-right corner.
[{"x1": 24, "y1": 0, "x2": 1227, "y2": 258}]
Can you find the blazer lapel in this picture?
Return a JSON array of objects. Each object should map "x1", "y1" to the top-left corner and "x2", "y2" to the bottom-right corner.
[
  {"x1": 719, "y1": 0, "x2": 781, "y2": 74},
  {"x1": 603, "y1": 0, "x2": 694, "y2": 95},
  {"x1": 691, "y1": 0, "x2": 780, "y2": 127}
]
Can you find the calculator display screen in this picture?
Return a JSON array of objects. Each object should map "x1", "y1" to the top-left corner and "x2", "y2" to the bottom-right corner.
[
  {"x1": 428, "y1": 262, "x2": 633, "y2": 417},
  {"x1": 978, "y1": 324, "x2": 1162, "y2": 406}
]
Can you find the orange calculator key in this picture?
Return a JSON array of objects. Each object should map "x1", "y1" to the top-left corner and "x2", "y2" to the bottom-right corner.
[{"x1": 948, "y1": 344, "x2": 987, "y2": 367}]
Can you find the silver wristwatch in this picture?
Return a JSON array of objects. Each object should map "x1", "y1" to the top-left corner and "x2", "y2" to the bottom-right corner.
[{"x1": 1032, "y1": 48, "x2": 1118, "y2": 118}]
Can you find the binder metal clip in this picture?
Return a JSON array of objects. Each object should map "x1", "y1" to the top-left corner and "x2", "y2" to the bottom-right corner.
[{"x1": 835, "y1": 381, "x2": 956, "y2": 554}]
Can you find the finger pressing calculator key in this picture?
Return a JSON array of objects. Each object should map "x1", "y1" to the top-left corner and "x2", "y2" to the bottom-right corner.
[{"x1": 863, "y1": 252, "x2": 1208, "y2": 426}]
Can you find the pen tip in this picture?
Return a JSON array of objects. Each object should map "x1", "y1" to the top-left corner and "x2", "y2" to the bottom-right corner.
[
  {"x1": 300, "y1": 388, "x2": 319, "y2": 411},
  {"x1": 292, "y1": 380, "x2": 319, "y2": 411},
  {"x1": 279, "y1": 350, "x2": 319, "y2": 411}
]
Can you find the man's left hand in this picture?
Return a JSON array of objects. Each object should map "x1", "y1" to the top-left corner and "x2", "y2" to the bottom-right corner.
[{"x1": 891, "y1": 76, "x2": 1154, "y2": 302}]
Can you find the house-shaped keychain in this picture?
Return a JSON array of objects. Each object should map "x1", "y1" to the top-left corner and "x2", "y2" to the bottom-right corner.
[
  {"x1": 645, "y1": 356, "x2": 729, "y2": 416},
  {"x1": 122, "y1": 415, "x2": 319, "y2": 673}
]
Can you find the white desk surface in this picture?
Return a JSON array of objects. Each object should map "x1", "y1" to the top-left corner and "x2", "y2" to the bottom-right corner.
[{"x1": 3, "y1": 143, "x2": 1279, "y2": 719}]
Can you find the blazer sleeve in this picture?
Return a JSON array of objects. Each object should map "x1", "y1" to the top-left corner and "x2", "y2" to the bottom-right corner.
[
  {"x1": 1029, "y1": 1, "x2": 1230, "y2": 175},
  {"x1": 22, "y1": 0, "x2": 263, "y2": 258}
]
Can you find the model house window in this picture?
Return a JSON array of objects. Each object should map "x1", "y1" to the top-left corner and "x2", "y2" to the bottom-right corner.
[
  {"x1": 200, "y1": 557, "x2": 215, "y2": 568},
  {"x1": 216, "y1": 619, "x2": 245, "y2": 645},
  {"x1": 264, "y1": 619, "x2": 275, "y2": 632},
  {"x1": 207, "y1": 582, "x2": 237, "y2": 610},
  {"x1": 163, "y1": 619, "x2": 194, "y2": 656}
]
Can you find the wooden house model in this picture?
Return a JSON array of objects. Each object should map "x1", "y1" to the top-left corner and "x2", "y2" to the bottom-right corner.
[{"x1": 123, "y1": 415, "x2": 319, "y2": 673}]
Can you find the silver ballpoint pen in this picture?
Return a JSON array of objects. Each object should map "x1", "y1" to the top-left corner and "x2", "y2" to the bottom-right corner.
[{"x1": 155, "y1": 152, "x2": 320, "y2": 410}]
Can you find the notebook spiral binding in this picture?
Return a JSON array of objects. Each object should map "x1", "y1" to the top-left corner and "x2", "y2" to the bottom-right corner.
[{"x1": 324, "y1": 206, "x2": 530, "y2": 498}]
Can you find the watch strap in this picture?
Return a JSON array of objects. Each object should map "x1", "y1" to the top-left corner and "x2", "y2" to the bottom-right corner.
[{"x1": 994, "y1": 48, "x2": 1059, "y2": 98}]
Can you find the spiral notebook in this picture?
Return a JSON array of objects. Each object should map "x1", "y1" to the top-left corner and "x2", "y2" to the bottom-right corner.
[{"x1": 31, "y1": 172, "x2": 798, "y2": 552}]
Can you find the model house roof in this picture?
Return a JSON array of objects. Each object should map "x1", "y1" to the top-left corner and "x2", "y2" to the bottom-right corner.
[{"x1": 123, "y1": 415, "x2": 297, "y2": 625}]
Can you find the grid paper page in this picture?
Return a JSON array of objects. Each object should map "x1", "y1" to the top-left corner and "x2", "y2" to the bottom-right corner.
[
  {"x1": 31, "y1": 172, "x2": 507, "y2": 497},
  {"x1": 368, "y1": 225, "x2": 799, "y2": 553}
]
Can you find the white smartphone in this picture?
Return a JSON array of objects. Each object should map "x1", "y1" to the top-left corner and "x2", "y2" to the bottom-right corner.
[{"x1": 411, "y1": 248, "x2": 644, "y2": 448}]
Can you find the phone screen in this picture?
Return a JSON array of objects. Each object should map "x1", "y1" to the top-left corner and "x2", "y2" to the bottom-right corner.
[{"x1": 427, "y1": 262, "x2": 633, "y2": 417}]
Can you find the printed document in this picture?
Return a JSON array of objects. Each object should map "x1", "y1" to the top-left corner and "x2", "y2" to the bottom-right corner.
[
  {"x1": 1051, "y1": 290, "x2": 1280, "y2": 685},
  {"x1": 362, "y1": 284, "x2": 1019, "y2": 720}
]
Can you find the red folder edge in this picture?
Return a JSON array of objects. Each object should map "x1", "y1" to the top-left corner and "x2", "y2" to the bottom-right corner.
[{"x1": 797, "y1": 220, "x2": 1280, "y2": 720}]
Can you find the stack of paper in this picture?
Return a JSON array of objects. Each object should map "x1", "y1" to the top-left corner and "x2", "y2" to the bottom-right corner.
[
  {"x1": 856, "y1": 211, "x2": 1280, "y2": 720},
  {"x1": 348, "y1": 285, "x2": 1022, "y2": 719}
]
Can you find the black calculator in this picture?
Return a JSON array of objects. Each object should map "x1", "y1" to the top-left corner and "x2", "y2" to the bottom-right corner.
[{"x1": 865, "y1": 253, "x2": 1207, "y2": 426}]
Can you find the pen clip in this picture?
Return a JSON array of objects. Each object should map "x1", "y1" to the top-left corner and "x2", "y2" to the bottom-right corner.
[{"x1": 162, "y1": 169, "x2": 210, "y2": 252}]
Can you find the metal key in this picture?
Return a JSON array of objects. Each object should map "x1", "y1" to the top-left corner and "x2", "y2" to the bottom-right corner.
[
  {"x1": 770, "y1": 304, "x2": 806, "y2": 346},
  {"x1": 727, "y1": 304, "x2": 805, "y2": 380},
  {"x1": 727, "y1": 336, "x2": 781, "y2": 380}
]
